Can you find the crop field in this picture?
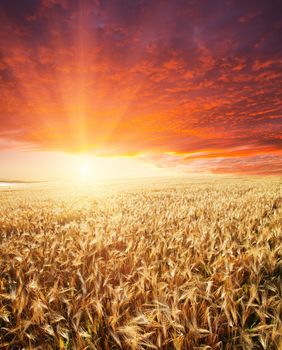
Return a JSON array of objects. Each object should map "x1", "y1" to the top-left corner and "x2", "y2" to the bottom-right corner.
[{"x1": 0, "y1": 177, "x2": 281, "y2": 349}]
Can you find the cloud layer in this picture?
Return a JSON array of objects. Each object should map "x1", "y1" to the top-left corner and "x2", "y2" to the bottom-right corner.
[{"x1": 0, "y1": 0, "x2": 281, "y2": 174}]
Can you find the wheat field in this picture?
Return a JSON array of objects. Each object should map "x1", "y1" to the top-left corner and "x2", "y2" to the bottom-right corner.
[{"x1": 0, "y1": 177, "x2": 281, "y2": 349}]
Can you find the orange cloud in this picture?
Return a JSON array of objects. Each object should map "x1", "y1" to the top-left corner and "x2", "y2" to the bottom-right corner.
[{"x1": 0, "y1": 0, "x2": 281, "y2": 174}]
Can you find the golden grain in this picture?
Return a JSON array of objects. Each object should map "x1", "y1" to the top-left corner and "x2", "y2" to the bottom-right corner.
[{"x1": 0, "y1": 177, "x2": 281, "y2": 349}]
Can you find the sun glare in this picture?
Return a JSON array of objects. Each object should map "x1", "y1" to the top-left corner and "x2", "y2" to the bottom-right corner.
[
  {"x1": 53, "y1": 153, "x2": 177, "y2": 185},
  {"x1": 79, "y1": 163, "x2": 92, "y2": 177},
  {"x1": 77, "y1": 157, "x2": 94, "y2": 181}
]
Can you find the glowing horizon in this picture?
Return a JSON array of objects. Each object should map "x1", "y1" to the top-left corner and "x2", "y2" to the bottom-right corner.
[
  {"x1": 0, "y1": 0, "x2": 281, "y2": 179},
  {"x1": 0, "y1": 150, "x2": 186, "y2": 182}
]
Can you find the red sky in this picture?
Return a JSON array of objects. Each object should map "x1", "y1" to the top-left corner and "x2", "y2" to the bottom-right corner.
[{"x1": 0, "y1": 0, "x2": 281, "y2": 178}]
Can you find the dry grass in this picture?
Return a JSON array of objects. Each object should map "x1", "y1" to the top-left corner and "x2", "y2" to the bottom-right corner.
[{"x1": 0, "y1": 177, "x2": 281, "y2": 349}]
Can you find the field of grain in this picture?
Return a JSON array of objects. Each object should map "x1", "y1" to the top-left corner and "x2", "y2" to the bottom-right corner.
[{"x1": 0, "y1": 177, "x2": 281, "y2": 349}]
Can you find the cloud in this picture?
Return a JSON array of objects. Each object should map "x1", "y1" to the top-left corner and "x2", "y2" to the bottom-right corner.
[{"x1": 0, "y1": 0, "x2": 281, "y2": 174}]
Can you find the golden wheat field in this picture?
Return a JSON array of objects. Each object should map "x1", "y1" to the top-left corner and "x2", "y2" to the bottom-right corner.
[{"x1": 0, "y1": 177, "x2": 281, "y2": 350}]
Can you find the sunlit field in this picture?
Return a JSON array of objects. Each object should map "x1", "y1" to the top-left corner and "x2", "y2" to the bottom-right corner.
[{"x1": 0, "y1": 177, "x2": 281, "y2": 349}]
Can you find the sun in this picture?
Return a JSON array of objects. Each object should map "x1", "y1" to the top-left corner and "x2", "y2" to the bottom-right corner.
[
  {"x1": 77, "y1": 157, "x2": 94, "y2": 181},
  {"x1": 79, "y1": 162, "x2": 92, "y2": 177}
]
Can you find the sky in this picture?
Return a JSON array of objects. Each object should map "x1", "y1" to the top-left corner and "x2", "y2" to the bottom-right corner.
[{"x1": 0, "y1": 0, "x2": 281, "y2": 181}]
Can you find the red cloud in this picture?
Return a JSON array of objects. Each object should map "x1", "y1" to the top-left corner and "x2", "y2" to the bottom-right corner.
[{"x1": 0, "y1": 0, "x2": 281, "y2": 174}]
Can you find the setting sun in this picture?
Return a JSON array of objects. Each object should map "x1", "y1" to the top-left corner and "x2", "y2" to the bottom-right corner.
[
  {"x1": 78, "y1": 157, "x2": 93, "y2": 180},
  {"x1": 72, "y1": 154, "x2": 176, "y2": 183}
]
